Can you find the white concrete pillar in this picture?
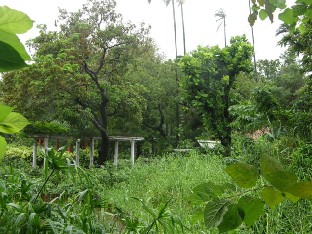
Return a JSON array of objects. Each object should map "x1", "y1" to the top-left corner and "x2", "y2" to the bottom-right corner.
[
  {"x1": 114, "y1": 141, "x2": 119, "y2": 166},
  {"x1": 75, "y1": 139, "x2": 80, "y2": 166},
  {"x1": 90, "y1": 138, "x2": 94, "y2": 166},
  {"x1": 130, "y1": 140, "x2": 135, "y2": 165},
  {"x1": 32, "y1": 139, "x2": 37, "y2": 168}
]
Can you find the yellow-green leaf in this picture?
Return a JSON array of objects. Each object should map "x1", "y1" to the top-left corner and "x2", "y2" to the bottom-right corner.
[
  {"x1": 0, "y1": 136, "x2": 7, "y2": 160},
  {"x1": 225, "y1": 163, "x2": 259, "y2": 188},
  {"x1": 0, "y1": 104, "x2": 13, "y2": 122},
  {"x1": 264, "y1": 171, "x2": 297, "y2": 191},
  {"x1": 287, "y1": 182, "x2": 312, "y2": 199},
  {"x1": 0, "y1": 6, "x2": 33, "y2": 34},
  {"x1": 261, "y1": 155, "x2": 284, "y2": 176},
  {"x1": 0, "y1": 112, "x2": 29, "y2": 134},
  {"x1": 278, "y1": 8, "x2": 299, "y2": 24},
  {"x1": 261, "y1": 186, "x2": 285, "y2": 208},
  {"x1": 259, "y1": 9, "x2": 268, "y2": 20}
]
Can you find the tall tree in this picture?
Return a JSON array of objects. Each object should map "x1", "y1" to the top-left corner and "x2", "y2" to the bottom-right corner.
[
  {"x1": 2, "y1": 0, "x2": 152, "y2": 164},
  {"x1": 179, "y1": 35, "x2": 253, "y2": 156},
  {"x1": 215, "y1": 8, "x2": 227, "y2": 47}
]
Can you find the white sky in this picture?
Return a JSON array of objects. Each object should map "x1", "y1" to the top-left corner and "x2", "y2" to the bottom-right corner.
[{"x1": 2, "y1": 0, "x2": 296, "y2": 61}]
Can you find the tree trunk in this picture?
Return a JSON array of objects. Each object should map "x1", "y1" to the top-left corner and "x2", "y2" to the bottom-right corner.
[
  {"x1": 98, "y1": 131, "x2": 110, "y2": 165},
  {"x1": 97, "y1": 96, "x2": 110, "y2": 165}
]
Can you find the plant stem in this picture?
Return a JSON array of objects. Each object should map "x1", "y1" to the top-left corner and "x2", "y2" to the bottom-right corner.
[{"x1": 34, "y1": 168, "x2": 55, "y2": 203}]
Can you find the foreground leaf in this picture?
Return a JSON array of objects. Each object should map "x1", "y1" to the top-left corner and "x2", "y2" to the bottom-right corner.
[
  {"x1": 0, "y1": 6, "x2": 33, "y2": 34},
  {"x1": 261, "y1": 186, "x2": 285, "y2": 208},
  {"x1": 0, "y1": 104, "x2": 13, "y2": 122},
  {"x1": 287, "y1": 182, "x2": 312, "y2": 199},
  {"x1": 0, "y1": 41, "x2": 27, "y2": 71},
  {"x1": 204, "y1": 199, "x2": 230, "y2": 228},
  {"x1": 225, "y1": 163, "x2": 259, "y2": 188},
  {"x1": 0, "y1": 31, "x2": 30, "y2": 60},
  {"x1": 261, "y1": 155, "x2": 284, "y2": 177},
  {"x1": 237, "y1": 196, "x2": 264, "y2": 226},
  {"x1": 191, "y1": 182, "x2": 225, "y2": 202},
  {"x1": 264, "y1": 170, "x2": 297, "y2": 191},
  {"x1": 0, "y1": 111, "x2": 29, "y2": 134},
  {"x1": 0, "y1": 136, "x2": 7, "y2": 160},
  {"x1": 218, "y1": 204, "x2": 243, "y2": 233}
]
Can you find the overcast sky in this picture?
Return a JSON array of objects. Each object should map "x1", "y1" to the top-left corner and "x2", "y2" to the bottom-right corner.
[{"x1": 2, "y1": 0, "x2": 296, "y2": 61}]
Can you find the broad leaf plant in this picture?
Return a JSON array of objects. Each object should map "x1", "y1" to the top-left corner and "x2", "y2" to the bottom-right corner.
[{"x1": 0, "y1": 6, "x2": 32, "y2": 159}]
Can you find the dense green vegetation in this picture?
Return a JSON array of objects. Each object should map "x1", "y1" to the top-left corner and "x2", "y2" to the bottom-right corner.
[{"x1": 0, "y1": 0, "x2": 312, "y2": 233}]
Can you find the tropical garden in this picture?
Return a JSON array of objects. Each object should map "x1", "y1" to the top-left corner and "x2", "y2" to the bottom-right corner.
[{"x1": 0, "y1": 0, "x2": 311, "y2": 233}]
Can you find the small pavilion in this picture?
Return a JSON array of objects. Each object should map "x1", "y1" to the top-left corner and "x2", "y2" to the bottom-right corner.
[{"x1": 30, "y1": 135, "x2": 144, "y2": 168}]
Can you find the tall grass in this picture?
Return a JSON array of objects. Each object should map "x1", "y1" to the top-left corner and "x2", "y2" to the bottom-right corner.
[{"x1": 104, "y1": 150, "x2": 229, "y2": 232}]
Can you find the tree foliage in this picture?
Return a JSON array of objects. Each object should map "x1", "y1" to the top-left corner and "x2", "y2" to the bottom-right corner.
[{"x1": 179, "y1": 35, "x2": 253, "y2": 155}]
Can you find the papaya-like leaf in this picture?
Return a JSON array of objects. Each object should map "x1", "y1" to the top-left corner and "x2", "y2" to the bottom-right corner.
[
  {"x1": 0, "y1": 41, "x2": 27, "y2": 71},
  {"x1": 261, "y1": 155, "x2": 284, "y2": 176},
  {"x1": 278, "y1": 8, "x2": 299, "y2": 24},
  {"x1": 237, "y1": 196, "x2": 264, "y2": 226},
  {"x1": 0, "y1": 6, "x2": 33, "y2": 34},
  {"x1": 0, "y1": 31, "x2": 30, "y2": 60},
  {"x1": 0, "y1": 111, "x2": 29, "y2": 134},
  {"x1": 218, "y1": 204, "x2": 243, "y2": 233},
  {"x1": 261, "y1": 186, "x2": 285, "y2": 208},
  {"x1": 204, "y1": 199, "x2": 230, "y2": 228},
  {"x1": 225, "y1": 163, "x2": 259, "y2": 188},
  {"x1": 0, "y1": 104, "x2": 13, "y2": 122},
  {"x1": 286, "y1": 182, "x2": 312, "y2": 199},
  {"x1": 0, "y1": 136, "x2": 7, "y2": 160},
  {"x1": 264, "y1": 171, "x2": 297, "y2": 191}
]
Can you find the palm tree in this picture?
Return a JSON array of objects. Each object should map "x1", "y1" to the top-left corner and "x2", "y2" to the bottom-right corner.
[
  {"x1": 215, "y1": 8, "x2": 227, "y2": 47},
  {"x1": 147, "y1": 0, "x2": 181, "y2": 143},
  {"x1": 178, "y1": 0, "x2": 186, "y2": 55},
  {"x1": 147, "y1": 0, "x2": 179, "y2": 59},
  {"x1": 248, "y1": 0, "x2": 257, "y2": 72}
]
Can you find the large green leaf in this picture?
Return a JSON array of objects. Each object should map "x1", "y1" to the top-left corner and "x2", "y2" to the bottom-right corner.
[
  {"x1": 0, "y1": 104, "x2": 13, "y2": 122},
  {"x1": 0, "y1": 31, "x2": 30, "y2": 60},
  {"x1": 225, "y1": 163, "x2": 259, "y2": 188},
  {"x1": 261, "y1": 155, "x2": 284, "y2": 176},
  {"x1": 0, "y1": 6, "x2": 33, "y2": 34},
  {"x1": 292, "y1": 2, "x2": 308, "y2": 16},
  {"x1": 204, "y1": 199, "x2": 230, "y2": 228},
  {"x1": 218, "y1": 204, "x2": 243, "y2": 233},
  {"x1": 261, "y1": 186, "x2": 285, "y2": 208},
  {"x1": 278, "y1": 8, "x2": 299, "y2": 24},
  {"x1": 0, "y1": 136, "x2": 7, "y2": 160},
  {"x1": 287, "y1": 182, "x2": 312, "y2": 199},
  {"x1": 264, "y1": 170, "x2": 297, "y2": 191},
  {"x1": 259, "y1": 9, "x2": 268, "y2": 20},
  {"x1": 0, "y1": 41, "x2": 27, "y2": 71},
  {"x1": 191, "y1": 182, "x2": 225, "y2": 202},
  {"x1": 0, "y1": 112, "x2": 29, "y2": 134},
  {"x1": 237, "y1": 196, "x2": 264, "y2": 226}
]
